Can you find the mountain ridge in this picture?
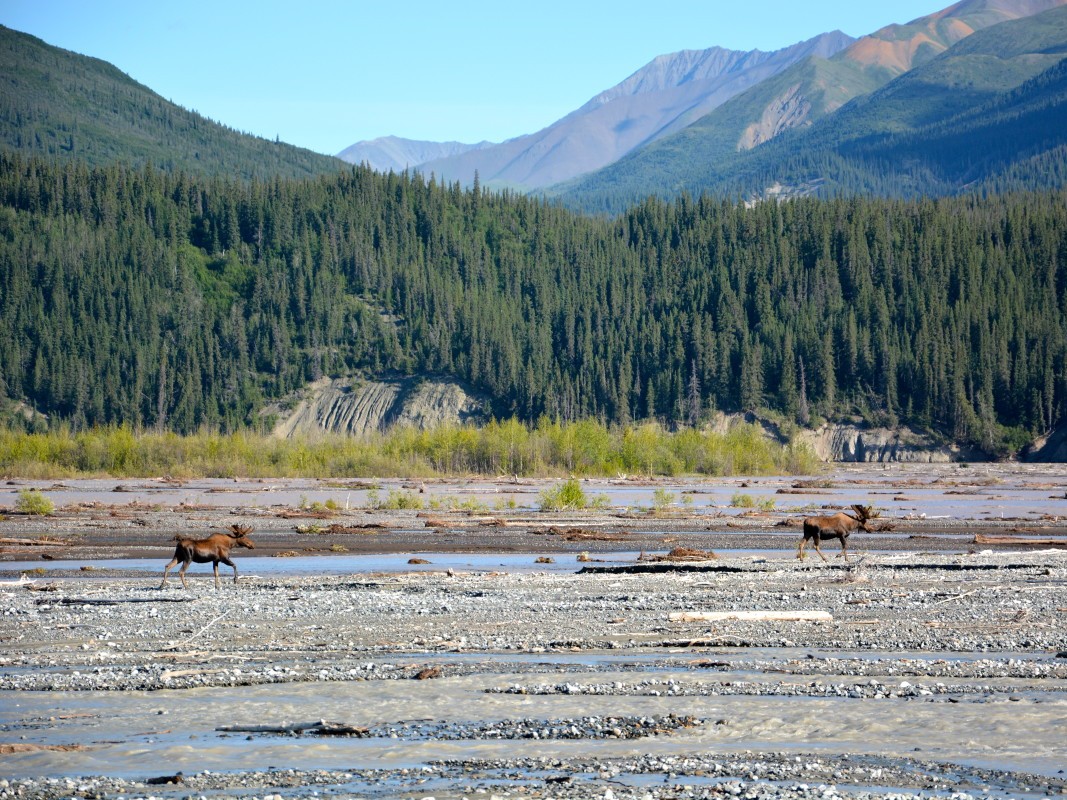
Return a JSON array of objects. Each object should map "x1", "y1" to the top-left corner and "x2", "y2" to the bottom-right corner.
[
  {"x1": 339, "y1": 31, "x2": 853, "y2": 190},
  {"x1": 554, "y1": 0, "x2": 1067, "y2": 212}
]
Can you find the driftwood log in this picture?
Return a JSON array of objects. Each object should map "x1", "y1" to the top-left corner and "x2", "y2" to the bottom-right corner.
[
  {"x1": 217, "y1": 720, "x2": 369, "y2": 736},
  {"x1": 974, "y1": 533, "x2": 1067, "y2": 547}
]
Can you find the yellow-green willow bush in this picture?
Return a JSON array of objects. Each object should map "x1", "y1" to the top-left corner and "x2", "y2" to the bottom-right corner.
[{"x1": 0, "y1": 421, "x2": 819, "y2": 479}]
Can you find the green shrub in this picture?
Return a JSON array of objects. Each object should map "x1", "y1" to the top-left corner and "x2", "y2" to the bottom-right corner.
[
  {"x1": 730, "y1": 492, "x2": 756, "y2": 509},
  {"x1": 15, "y1": 489, "x2": 54, "y2": 516},
  {"x1": 589, "y1": 493, "x2": 610, "y2": 510},
  {"x1": 651, "y1": 488, "x2": 675, "y2": 512},
  {"x1": 539, "y1": 478, "x2": 587, "y2": 511},
  {"x1": 380, "y1": 489, "x2": 424, "y2": 510}
]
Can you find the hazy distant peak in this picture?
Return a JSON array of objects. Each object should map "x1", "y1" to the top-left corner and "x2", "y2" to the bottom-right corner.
[
  {"x1": 336, "y1": 135, "x2": 494, "y2": 173},
  {"x1": 583, "y1": 31, "x2": 854, "y2": 110}
]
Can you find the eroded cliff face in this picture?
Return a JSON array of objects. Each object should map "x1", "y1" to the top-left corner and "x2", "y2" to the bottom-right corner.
[
  {"x1": 710, "y1": 412, "x2": 979, "y2": 463},
  {"x1": 266, "y1": 377, "x2": 486, "y2": 438},
  {"x1": 1021, "y1": 427, "x2": 1067, "y2": 462},
  {"x1": 796, "y1": 423, "x2": 975, "y2": 463}
]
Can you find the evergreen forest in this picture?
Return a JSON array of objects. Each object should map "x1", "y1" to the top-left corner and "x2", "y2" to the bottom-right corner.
[{"x1": 2, "y1": 152, "x2": 1066, "y2": 457}]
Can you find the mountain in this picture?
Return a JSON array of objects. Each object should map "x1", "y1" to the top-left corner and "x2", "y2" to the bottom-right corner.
[
  {"x1": 0, "y1": 25, "x2": 346, "y2": 180},
  {"x1": 797, "y1": 5, "x2": 1067, "y2": 196},
  {"x1": 557, "y1": 0, "x2": 1067, "y2": 212},
  {"x1": 336, "y1": 135, "x2": 493, "y2": 173},
  {"x1": 406, "y1": 31, "x2": 853, "y2": 191}
]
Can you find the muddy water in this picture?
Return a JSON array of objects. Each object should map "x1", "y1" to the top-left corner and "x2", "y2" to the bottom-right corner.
[{"x1": 4, "y1": 663, "x2": 1066, "y2": 780}]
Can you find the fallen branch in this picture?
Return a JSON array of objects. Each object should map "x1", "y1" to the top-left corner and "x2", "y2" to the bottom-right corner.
[
  {"x1": 161, "y1": 610, "x2": 228, "y2": 651},
  {"x1": 44, "y1": 597, "x2": 194, "y2": 606},
  {"x1": 551, "y1": 527, "x2": 628, "y2": 542},
  {"x1": 160, "y1": 667, "x2": 231, "y2": 682},
  {"x1": 0, "y1": 537, "x2": 68, "y2": 547},
  {"x1": 641, "y1": 547, "x2": 717, "y2": 562},
  {"x1": 669, "y1": 610, "x2": 833, "y2": 623},
  {"x1": 330, "y1": 521, "x2": 394, "y2": 532},
  {"x1": 0, "y1": 575, "x2": 35, "y2": 588},
  {"x1": 932, "y1": 586, "x2": 1003, "y2": 605}
]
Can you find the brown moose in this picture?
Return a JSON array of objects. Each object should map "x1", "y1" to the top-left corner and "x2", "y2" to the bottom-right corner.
[
  {"x1": 797, "y1": 505, "x2": 874, "y2": 562},
  {"x1": 160, "y1": 524, "x2": 255, "y2": 589}
]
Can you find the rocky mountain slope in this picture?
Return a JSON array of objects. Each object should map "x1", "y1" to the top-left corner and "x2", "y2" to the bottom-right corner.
[
  {"x1": 340, "y1": 32, "x2": 852, "y2": 191},
  {"x1": 557, "y1": 0, "x2": 1067, "y2": 211}
]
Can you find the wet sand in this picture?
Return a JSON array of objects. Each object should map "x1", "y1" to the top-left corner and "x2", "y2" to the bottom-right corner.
[{"x1": 1, "y1": 464, "x2": 1066, "y2": 799}]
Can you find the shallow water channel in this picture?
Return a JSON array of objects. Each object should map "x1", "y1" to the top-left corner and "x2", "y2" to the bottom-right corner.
[{"x1": 4, "y1": 652, "x2": 1066, "y2": 783}]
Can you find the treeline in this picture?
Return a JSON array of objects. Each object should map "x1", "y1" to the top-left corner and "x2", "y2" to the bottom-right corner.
[
  {"x1": 0, "y1": 421, "x2": 816, "y2": 479},
  {"x1": 1, "y1": 153, "x2": 1065, "y2": 455}
]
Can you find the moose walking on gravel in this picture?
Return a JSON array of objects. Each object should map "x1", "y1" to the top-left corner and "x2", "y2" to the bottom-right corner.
[
  {"x1": 160, "y1": 524, "x2": 255, "y2": 589},
  {"x1": 797, "y1": 505, "x2": 874, "y2": 562}
]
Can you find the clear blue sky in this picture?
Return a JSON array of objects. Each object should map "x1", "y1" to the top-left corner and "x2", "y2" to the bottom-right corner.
[{"x1": 4, "y1": 0, "x2": 943, "y2": 156}]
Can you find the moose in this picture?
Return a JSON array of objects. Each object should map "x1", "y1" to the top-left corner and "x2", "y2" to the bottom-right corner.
[
  {"x1": 797, "y1": 505, "x2": 874, "y2": 562},
  {"x1": 160, "y1": 524, "x2": 255, "y2": 589}
]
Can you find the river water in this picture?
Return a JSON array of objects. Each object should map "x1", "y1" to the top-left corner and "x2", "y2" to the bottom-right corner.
[{"x1": 4, "y1": 659, "x2": 1066, "y2": 781}]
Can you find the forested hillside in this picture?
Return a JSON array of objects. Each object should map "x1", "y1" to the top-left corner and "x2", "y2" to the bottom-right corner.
[
  {"x1": 0, "y1": 26, "x2": 345, "y2": 181},
  {"x1": 1, "y1": 154, "x2": 1065, "y2": 455}
]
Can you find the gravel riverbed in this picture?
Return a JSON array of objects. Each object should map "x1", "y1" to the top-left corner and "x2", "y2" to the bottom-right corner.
[{"x1": 2, "y1": 469, "x2": 1067, "y2": 799}]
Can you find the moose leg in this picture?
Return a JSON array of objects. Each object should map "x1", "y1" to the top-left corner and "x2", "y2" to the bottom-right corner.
[
  {"x1": 797, "y1": 537, "x2": 806, "y2": 560},
  {"x1": 219, "y1": 555, "x2": 239, "y2": 585},
  {"x1": 160, "y1": 557, "x2": 179, "y2": 589},
  {"x1": 838, "y1": 535, "x2": 849, "y2": 561},
  {"x1": 213, "y1": 561, "x2": 222, "y2": 589},
  {"x1": 812, "y1": 537, "x2": 830, "y2": 563},
  {"x1": 178, "y1": 561, "x2": 190, "y2": 590}
]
